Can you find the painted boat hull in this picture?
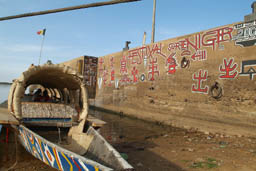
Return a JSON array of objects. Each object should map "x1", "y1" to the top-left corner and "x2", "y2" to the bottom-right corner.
[{"x1": 16, "y1": 125, "x2": 113, "y2": 171}]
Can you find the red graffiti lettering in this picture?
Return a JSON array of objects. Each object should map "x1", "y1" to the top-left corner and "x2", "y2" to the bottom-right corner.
[
  {"x1": 191, "y1": 50, "x2": 207, "y2": 61},
  {"x1": 110, "y1": 57, "x2": 114, "y2": 68},
  {"x1": 219, "y1": 58, "x2": 238, "y2": 79},
  {"x1": 99, "y1": 58, "x2": 104, "y2": 75},
  {"x1": 127, "y1": 46, "x2": 147, "y2": 64},
  {"x1": 148, "y1": 57, "x2": 160, "y2": 81},
  {"x1": 148, "y1": 43, "x2": 166, "y2": 58},
  {"x1": 131, "y1": 66, "x2": 138, "y2": 83},
  {"x1": 185, "y1": 34, "x2": 201, "y2": 51},
  {"x1": 110, "y1": 57, "x2": 115, "y2": 82},
  {"x1": 128, "y1": 49, "x2": 139, "y2": 64},
  {"x1": 111, "y1": 70, "x2": 115, "y2": 81},
  {"x1": 166, "y1": 53, "x2": 178, "y2": 74},
  {"x1": 202, "y1": 27, "x2": 233, "y2": 49},
  {"x1": 103, "y1": 70, "x2": 108, "y2": 86},
  {"x1": 192, "y1": 70, "x2": 209, "y2": 94},
  {"x1": 120, "y1": 75, "x2": 131, "y2": 83},
  {"x1": 120, "y1": 56, "x2": 128, "y2": 74}
]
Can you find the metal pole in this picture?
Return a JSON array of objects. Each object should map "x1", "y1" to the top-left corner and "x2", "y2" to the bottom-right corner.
[
  {"x1": 0, "y1": 0, "x2": 140, "y2": 21},
  {"x1": 142, "y1": 32, "x2": 146, "y2": 46},
  {"x1": 38, "y1": 35, "x2": 45, "y2": 65},
  {"x1": 151, "y1": 0, "x2": 156, "y2": 44}
]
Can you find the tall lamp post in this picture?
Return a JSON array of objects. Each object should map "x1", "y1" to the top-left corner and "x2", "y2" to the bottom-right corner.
[{"x1": 151, "y1": 0, "x2": 156, "y2": 43}]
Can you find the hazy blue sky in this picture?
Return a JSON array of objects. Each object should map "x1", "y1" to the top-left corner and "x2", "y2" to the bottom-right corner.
[{"x1": 0, "y1": 0, "x2": 254, "y2": 82}]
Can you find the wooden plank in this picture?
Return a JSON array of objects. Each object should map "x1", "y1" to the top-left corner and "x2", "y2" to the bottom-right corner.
[
  {"x1": 87, "y1": 115, "x2": 106, "y2": 128},
  {"x1": 0, "y1": 108, "x2": 19, "y2": 125},
  {"x1": 0, "y1": 0, "x2": 140, "y2": 21}
]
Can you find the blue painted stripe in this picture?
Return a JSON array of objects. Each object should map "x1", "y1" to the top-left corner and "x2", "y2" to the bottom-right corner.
[
  {"x1": 18, "y1": 126, "x2": 106, "y2": 171},
  {"x1": 22, "y1": 118, "x2": 72, "y2": 122}
]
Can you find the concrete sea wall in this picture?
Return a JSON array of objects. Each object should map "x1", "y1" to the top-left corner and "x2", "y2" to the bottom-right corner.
[
  {"x1": 94, "y1": 21, "x2": 256, "y2": 136},
  {"x1": 65, "y1": 20, "x2": 256, "y2": 136}
]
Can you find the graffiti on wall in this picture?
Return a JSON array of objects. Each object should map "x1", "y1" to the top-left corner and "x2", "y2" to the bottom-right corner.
[
  {"x1": 166, "y1": 52, "x2": 178, "y2": 74},
  {"x1": 239, "y1": 60, "x2": 256, "y2": 80},
  {"x1": 168, "y1": 27, "x2": 233, "y2": 62},
  {"x1": 98, "y1": 58, "x2": 104, "y2": 76},
  {"x1": 192, "y1": 70, "x2": 209, "y2": 94},
  {"x1": 19, "y1": 126, "x2": 102, "y2": 171},
  {"x1": 84, "y1": 56, "x2": 98, "y2": 87},
  {"x1": 97, "y1": 25, "x2": 246, "y2": 93},
  {"x1": 127, "y1": 43, "x2": 166, "y2": 65},
  {"x1": 131, "y1": 66, "x2": 138, "y2": 83},
  {"x1": 110, "y1": 57, "x2": 115, "y2": 82},
  {"x1": 219, "y1": 58, "x2": 238, "y2": 79},
  {"x1": 98, "y1": 57, "x2": 105, "y2": 89},
  {"x1": 148, "y1": 57, "x2": 160, "y2": 81},
  {"x1": 233, "y1": 21, "x2": 256, "y2": 47},
  {"x1": 120, "y1": 55, "x2": 131, "y2": 84}
]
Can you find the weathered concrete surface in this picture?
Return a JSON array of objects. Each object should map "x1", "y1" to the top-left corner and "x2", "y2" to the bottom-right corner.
[{"x1": 66, "y1": 20, "x2": 256, "y2": 136}]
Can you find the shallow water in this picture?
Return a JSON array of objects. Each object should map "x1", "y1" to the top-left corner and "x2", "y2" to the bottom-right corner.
[{"x1": 0, "y1": 84, "x2": 10, "y2": 103}]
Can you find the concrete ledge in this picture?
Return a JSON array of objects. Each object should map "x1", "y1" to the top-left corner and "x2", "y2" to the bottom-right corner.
[{"x1": 89, "y1": 104, "x2": 256, "y2": 137}]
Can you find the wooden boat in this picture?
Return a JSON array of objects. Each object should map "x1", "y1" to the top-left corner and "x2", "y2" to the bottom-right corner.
[{"x1": 7, "y1": 63, "x2": 134, "y2": 171}]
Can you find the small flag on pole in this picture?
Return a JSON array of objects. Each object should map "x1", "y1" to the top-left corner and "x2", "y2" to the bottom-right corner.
[{"x1": 37, "y1": 28, "x2": 46, "y2": 36}]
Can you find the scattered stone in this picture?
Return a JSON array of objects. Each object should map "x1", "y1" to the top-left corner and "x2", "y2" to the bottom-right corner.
[
  {"x1": 195, "y1": 158, "x2": 205, "y2": 162},
  {"x1": 220, "y1": 145, "x2": 226, "y2": 148},
  {"x1": 219, "y1": 141, "x2": 228, "y2": 145},
  {"x1": 249, "y1": 149, "x2": 255, "y2": 153},
  {"x1": 163, "y1": 134, "x2": 168, "y2": 138},
  {"x1": 188, "y1": 148, "x2": 194, "y2": 152},
  {"x1": 137, "y1": 163, "x2": 143, "y2": 167},
  {"x1": 207, "y1": 136, "x2": 212, "y2": 140},
  {"x1": 204, "y1": 131, "x2": 210, "y2": 135},
  {"x1": 237, "y1": 134, "x2": 242, "y2": 138}
]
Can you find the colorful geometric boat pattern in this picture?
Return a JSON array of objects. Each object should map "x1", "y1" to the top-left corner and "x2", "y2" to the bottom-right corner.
[{"x1": 18, "y1": 125, "x2": 107, "y2": 171}]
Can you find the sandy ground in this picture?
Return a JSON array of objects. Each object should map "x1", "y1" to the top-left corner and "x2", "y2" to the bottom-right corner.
[{"x1": 1, "y1": 107, "x2": 256, "y2": 171}]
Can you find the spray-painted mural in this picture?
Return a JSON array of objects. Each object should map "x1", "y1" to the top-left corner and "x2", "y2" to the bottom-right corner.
[
  {"x1": 192, "y1": 70, "x2": 209, "y2": 94},
  {"x1": 19, "y1": 126, "x2": 106, "y2": 171},
  {"x1": 80, "y1": 18, "x2": 256, "y2": 136},
  {"x1": 219, "y1": 58, "x2": 238, "y2": 79},
  {"x1": 233, "y1": 20, "x2": 256, "y2": 47},
  {"x1": 239, "y1": 60, "x2": 256, "y2": 80},
  {"x1": 97, "y1": 22, "x2": 256, "y2": 100}
]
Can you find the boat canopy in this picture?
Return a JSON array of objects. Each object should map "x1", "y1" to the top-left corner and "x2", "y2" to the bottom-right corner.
[{"x1": 8, "y1": 63, "x2": 88, "y2": 121}]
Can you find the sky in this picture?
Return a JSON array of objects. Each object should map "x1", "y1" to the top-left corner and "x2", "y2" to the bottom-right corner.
[{"x1": 0, "y1": 0, "x2": 254, "y2": 82}]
